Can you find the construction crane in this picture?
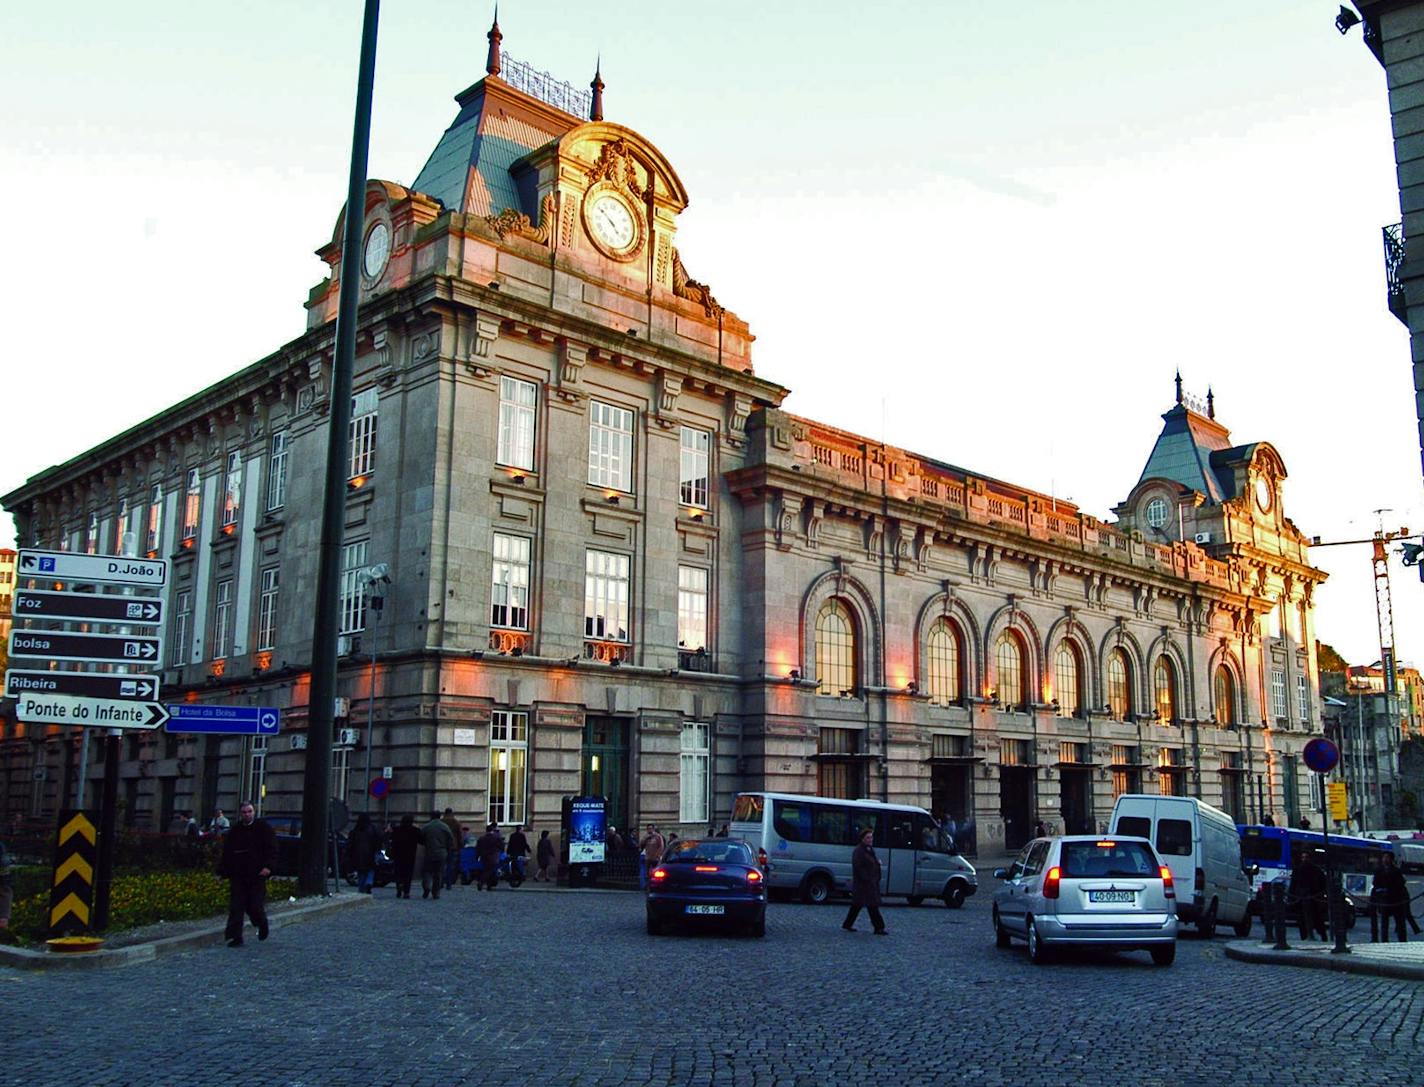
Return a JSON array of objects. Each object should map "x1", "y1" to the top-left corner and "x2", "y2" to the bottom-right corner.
[{"x1": 1308, "y1": 512, "x2": 1413, "y2": 828}]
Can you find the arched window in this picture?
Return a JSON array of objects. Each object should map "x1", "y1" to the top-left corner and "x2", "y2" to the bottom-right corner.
[
  {"x1": 1107, "y1": 648, "x2": 1133, "y2": 721},
  {"x1": 814, "y1": 599, "x2": 857, "y2": 696},
  {"x1": 1214, "y1": 666, "x2": 1236, "y2": 726},
  {"x1": 924, "y1": 619, "x2": 962, "y2": 706},
  {"x1": 995, "y1": 632, "x2": 1025, "y2": 709},
  {"x1": 1054, "y1": 642, "x2": 1082, "y2": 717},
  {"x1": 1153, "y1": 656, "x2": 1177, "y2": 725}
]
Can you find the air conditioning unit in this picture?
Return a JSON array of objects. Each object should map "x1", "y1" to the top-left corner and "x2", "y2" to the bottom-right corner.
[
  {"x1": 338, "y1": 634, "x2": 361, "y2": 657},
  {"x1": 334, "y1": 697, "x2": 350, "y2": 718},
  {"x1": 290, "y1": 734, "x2": 307, "y2": 751},
  {"x1": 337, "y1": 728, "x2": 360, "y2": 747},
  {"x1": 1194, "y1": 532, "x2": 1212, "y2": 545}
]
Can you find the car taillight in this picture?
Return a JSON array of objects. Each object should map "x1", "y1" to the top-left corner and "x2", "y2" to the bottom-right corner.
[
  {"x1": 650, "y1": 867, "x2": 668, "y2": 883},
  {"x1": 757, "y1": 847, "x2": 769, "y2": 871},
  {"x1": 1160, "y1": 866, "x2": 1175, "y2": 898},
  {"x1": 1043, "y1": 865, "x2": 1061, "y2": 899},
  {"x1": 746, "y1": 868, "x2": 763, "y2": 884},
  {"x1": 694, "y1": 865, "x2": 719, "y2": 872}
]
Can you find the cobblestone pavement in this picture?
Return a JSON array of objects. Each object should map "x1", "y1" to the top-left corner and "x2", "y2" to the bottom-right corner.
[{"x1": 4, "y1": 885, "x2": 1421, "y2": 1087}]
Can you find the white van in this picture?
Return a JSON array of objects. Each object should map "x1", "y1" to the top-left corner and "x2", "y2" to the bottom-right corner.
[
  {"x1": 1109, "y1": 794, "x2": 1252, "y2": 937},
  {"x1": 730, "y1": 792, "x2": 978, "y2": 908}
]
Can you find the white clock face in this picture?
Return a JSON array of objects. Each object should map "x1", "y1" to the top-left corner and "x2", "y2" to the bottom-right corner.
[
  {"x1": 363, "y1": 221, "x2": 390, "y2": 279},
  {"x1": 589, "y1": 194, "x2": 636, "y2": 252},
  {"x1": 1255, "y1": 477, "x2": 1272, "y2": 512}
]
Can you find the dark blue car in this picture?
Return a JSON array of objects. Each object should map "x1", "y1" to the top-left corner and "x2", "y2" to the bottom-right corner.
[{"x1": 646, "y1": 838, "x2": 767, "y2": 937}]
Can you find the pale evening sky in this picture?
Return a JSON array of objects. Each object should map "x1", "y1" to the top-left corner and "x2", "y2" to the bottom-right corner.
[{"x1": 1, "y1": 1, "x2": 1419, "y2": 668}]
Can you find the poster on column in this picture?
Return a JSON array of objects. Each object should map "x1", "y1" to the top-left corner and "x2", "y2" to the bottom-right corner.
[{"x1": 568, "y1": 796, "x2": 607, "y2": 863}]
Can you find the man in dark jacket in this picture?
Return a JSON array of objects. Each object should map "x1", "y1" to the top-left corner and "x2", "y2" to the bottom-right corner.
[
  {"x1": 506, "y1": 826, "x2": 531, "y2": 885},
  {"x1": 476, "y1": 823, "x2": 505, "y2": 891},
  {"x1": 535, "y1": 829, "x2": 556, "y2": 882},
  {"x1": 441, "y1": 808, "x2": 463, "y2": 889},
  {"x1": 420, "y1": 812, "x2": 456, "y2": 899},
  {"x1": 1289, "y1": 850, "x2": 1329, "y2": 941},
  {"x1": 217, "y1": 802, "x2": 276, "y2": 947},
  {"x1": 1373, "y1": 852, "x2": 1411, "y2": 942},
  {"x1": 842, "y1": 827, "x2": 887, "y2": 936},
  {"x1": 390, "y1": 814, "x2": 421, "y2": 898}
]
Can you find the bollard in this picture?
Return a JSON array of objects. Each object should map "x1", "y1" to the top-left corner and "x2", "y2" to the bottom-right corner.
[{"x1": 1272, "y1": 882, "x2": 1290, "y2": 951}]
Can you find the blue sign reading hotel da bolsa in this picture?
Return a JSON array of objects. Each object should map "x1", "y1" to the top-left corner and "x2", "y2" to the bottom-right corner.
[{"x1": 165, "y1": 704, "x2": 281, "y2": 736}]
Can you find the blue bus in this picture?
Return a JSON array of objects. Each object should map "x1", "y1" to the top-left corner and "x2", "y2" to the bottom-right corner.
[{"x1": 1237, "y1": 825, "x2": 1394, "y2": 926}]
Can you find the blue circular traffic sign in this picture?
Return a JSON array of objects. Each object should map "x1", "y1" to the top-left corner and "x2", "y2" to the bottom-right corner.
[
  {"x1": 368, "y1": 777, "x2": 390, "y2": 799},
  {"x1": 1302, "y1": 737, "x2": 1340, "y2": 774}
]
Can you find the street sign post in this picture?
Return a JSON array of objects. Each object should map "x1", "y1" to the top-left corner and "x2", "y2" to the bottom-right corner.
[
  {"x1": 13, "y1": 693, "x2": 168, "y2": 730},
  {"x1": 8, "y1": 629, "x2": 162, "y2": 667},
  {"x1": 1302, "y1": 736, "x2": 1349, "y2": 955},
  {"x1": 16, "y1": 549, "x2": 168, "y2": 587},
  {"x1": 164, "y1": 704, "x2": 281, "y2": 736},
  {"x1": 13, "y1": 589, "x2": 163, "y2": 626},
  {"x1": 5, "y1": 670, "x2": 160, "y2": 701}
]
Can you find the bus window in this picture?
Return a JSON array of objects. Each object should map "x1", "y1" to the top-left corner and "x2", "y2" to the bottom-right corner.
[
  {"x1": 888, "y1": 814, "x2": 916, "y2": 851},
  {"x1": 1240, "y1": 836, "x2": 1285, "y2": 864},
  {"x1": 772, "y1": 801, "x2": 811, "y2": 843},
  {"x1": 915, "y1": 813, "x2": 950, "y2": 853},
  {"x1": 1156, "y1": 819, "x2": 1192, "y2": 856},
  {"x1": 813, "y1": 806, "x2": 852, "y2": 846},
  {"x1": 731, "y1": 794, "x2": 763, "y2": 824}
]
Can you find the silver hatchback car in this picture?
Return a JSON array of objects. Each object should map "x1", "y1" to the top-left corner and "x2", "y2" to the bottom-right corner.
[{"x1": 992, "y1": 835, "x2": 1179, "y2": 966}]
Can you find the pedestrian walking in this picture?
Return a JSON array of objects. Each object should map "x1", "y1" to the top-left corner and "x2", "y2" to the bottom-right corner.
[
  {"x1": 217, "y1": 802, "x2": 276, "y2": 947},
  {"x1": 348, "y1": 812, "x2": 381, "y2": 894},
  {"x1": 1373, "y1": 852, "x2": 1410, "y2": 942},
  {"x1": 476, "y1": 823, "x2": 504, "y2": 891},
  {"x1": 390, "y1": 814, "x2": 421, "y2": 898},
  {"x1": 420, "y1": 811, "x2": 456, "y2": 899},
  {"x1": 507, "y1": 825, "x2": 531, "y2": 885},
  {"x1": 1289, "y1": 850, "x2": 1329, "y2": 941},
  {"x1": 535, "y1": 829, "x2": 556, "y2": 882},
  {"x1": 210, "y1": 808, "x2": 230, "y2": 835},
  {"x1": 842, "y1": 827, "x2": 887, "y2": 935},
  {"x1": 639, "y1": 824, "x2": 665, "y2": 889},
  {"x1": 606, "y1": 825, "x2": 624, "y2": 852},
  {"x1": 441, "y1": 808, "x2": 463, "y2": 890}
]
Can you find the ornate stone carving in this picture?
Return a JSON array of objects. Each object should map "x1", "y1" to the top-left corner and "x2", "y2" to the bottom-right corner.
[
  {"x1": 672, "y1": 249, "x2": 722, "y2": 317},
  {"x1": 775, "y1": 493, "x2": 801, "y2": 551},
  {"x1": 484, "y1": 192, "x2": 556, "y2": 244},
  {"x1": 655, "y1": 235, "x2": 670, "y2": 285},
  {"x1": 412, "y1": 328, "x2": 440, "y2": 364},
  {"x1": 587, "y1": 138, "x2": 644, "y2": 198},
  {"x1": 559, "y1": 193, "x2": 576, "y2": 248},
  {"x1": 656, "y1": 371, "x2": 683, "y2": 421},
  {"x1": 805, "y1": 499, "x2": 823, "y2": 550},
  {"x1": 372, "y1": 328, "x2": 398, "y2": 388},
  {"x1": 726, "y1": 392, "x2": 751, "y2": 439},
  {"x1": 557, "y1": 339, "x2": 588, "y2": 401}
]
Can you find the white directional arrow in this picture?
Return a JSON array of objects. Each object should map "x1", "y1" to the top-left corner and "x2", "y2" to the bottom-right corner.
[{"x1": 15, "y1": 693, "x2": 169, "y2": 730}]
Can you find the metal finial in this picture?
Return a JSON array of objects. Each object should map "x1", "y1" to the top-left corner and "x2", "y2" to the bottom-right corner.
[
  {"x1": 486, "y1": 6, "x2": 503, "y2": 77},
  {"x1": 1206, "y1": 386, "x2": 1215, "y2": 420},
  {"x1": 1174, "y1": 370, "x2": 1183, "y2": 406},
  {"x1": 590, "y1": 54, "x2": 604, "y2": 121}
]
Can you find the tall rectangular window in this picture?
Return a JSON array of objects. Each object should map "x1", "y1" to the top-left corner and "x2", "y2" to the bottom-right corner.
[
  {"x1": 679, "y1": 722, "x2": 710, "y2": 824},
  {"x1": 331, "y1": 745, "x2": 350, "y2": 808},
  {"x1": 267, "y1": 430, "x2": 289, "y2": 511},
  {"x1": 258, "y1": 567, "x2": 280, "y2": 652},
  {"x1": 816, "y1": 727, "x2": 863, "y2": 799},
  {"x1": 172, "y1": 591, "x2": 192, "y2": 667},
  {"x1": 221, "y1": 451, "x2": 243, "y2": 528},
  {"x1": 1111, "y1": 744, "x2": 1140, "y2": 800},
  {"x1": 489, "y1": 710, "x2": 528, "y2": 826},
  {"x1": 497, "y1": 376, "x2": 537, "y2": 471},
  {"x1": 677, "y1": 566, "x2": 708, "y2": 652},
  {"x1": 348, "y1": 388, "x2": 378, "y2": 479},
  {"x1": 115, "y1": 498, "x2": 134, "y2": 555},
  {"x1": 145, "y1": 484, "x2": 162, "y2": 554},
  {"x1": 250, "y1": 736, "x2": 267, "y2": 814},
  {"x1": 490, "y1": 533, "x2": 531, "y2": 630},
  {"x1": 182, "y1": 469, "x2": 200, "y2": 543},
  {"x1": 1271, "y1": 667, "x2": 1287, "y2": 720},
  {"x1": 1296, "y1": 673, "x2": 1310, "y2": 725},
  {"x1": 584, "y1": 550, "x2": 630, "y2": 642},
  {"x1": 86, "y1": 511, "x2": 98, "y2": 554},
  {"x1": 212, "y1": 579, "x2": 233, "y2": 660},
  {"x1": 679, "y1": 426, "x2": 710, "y2": 508},
  {"x1": 587, "y1": 400, "x2": 634, "y2": 492},
  {"x1": 340, "y1": 541, "x2": 369, "y2": 635}
]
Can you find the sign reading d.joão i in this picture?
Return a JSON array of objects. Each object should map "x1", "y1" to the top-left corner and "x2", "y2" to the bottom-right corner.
[{"x1": 568, "y1": 796, "x2": 607, "y2": 864}]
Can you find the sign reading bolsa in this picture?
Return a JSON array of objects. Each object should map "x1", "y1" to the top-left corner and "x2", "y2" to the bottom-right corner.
[
  {"x1": 17, "y1": 549, "x2": 168, "y2": 587},
  {"x1": 8, "y1": 629, "x2": 162, "y2": 666},
  {"x1": 16, "y1": 693, "x2": 169, "y2": 730}
]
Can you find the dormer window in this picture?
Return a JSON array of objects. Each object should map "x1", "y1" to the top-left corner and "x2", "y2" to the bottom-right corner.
[
  {"x1": 1145, "y1": 497, "x2": 1168, "y2": 529},
  {"x1": 1254, "y1": 476, "x2": 1273, "y2": 513}
]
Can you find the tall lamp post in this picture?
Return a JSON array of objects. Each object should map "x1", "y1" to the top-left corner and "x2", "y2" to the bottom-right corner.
[{"x1": 361, "y1": 564, "x2": 390, "y2": 813}]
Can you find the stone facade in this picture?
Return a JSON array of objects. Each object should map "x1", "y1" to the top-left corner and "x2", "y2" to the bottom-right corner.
[{"x1": 1, "y1": 56, "x2": 1328, "y2": 855}]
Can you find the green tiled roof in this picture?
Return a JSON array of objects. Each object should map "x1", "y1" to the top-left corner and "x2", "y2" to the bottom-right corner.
[{"x1": 1136, "y1": 405, "x2": 1235, "y2": 502}]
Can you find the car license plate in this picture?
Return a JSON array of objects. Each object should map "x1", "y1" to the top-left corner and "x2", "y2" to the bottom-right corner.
[
  {"x1": 1089, "y1": 890, "x2": 1135, "y2": 903},
  {"x1": 685, "y1": 904, "x2": 725, "y2": 915}
]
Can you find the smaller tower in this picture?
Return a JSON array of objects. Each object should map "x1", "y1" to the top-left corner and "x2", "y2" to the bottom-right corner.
[
  {"x1": 590, "y1": 57, "x2": 605, "y2": 122},
  {"x1": 485, "y1": 7, "x2": 502, "y2": 77},
  {"x1": 1174, "y1": 370, "x2": 1183, "y2": 406}
]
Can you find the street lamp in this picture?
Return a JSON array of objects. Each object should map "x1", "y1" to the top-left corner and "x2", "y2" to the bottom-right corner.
[{"x1": 361, "y1": 563, "x2": 390, "y2": 813}]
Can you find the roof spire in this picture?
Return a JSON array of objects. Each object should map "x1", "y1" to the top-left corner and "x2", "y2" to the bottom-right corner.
[
  {"x1": 1206, "y1": 386, "x2": 1215, "y2": 420},
  {"x1": 485, "y1": 6, "x2": 502, "y2": 77},
  {"x1": 590, "y1": 55, "x2": 604, "y2": 121},
  {"x1": 1174, "y1": 370, "x2": 1183, "y2": 406}
]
